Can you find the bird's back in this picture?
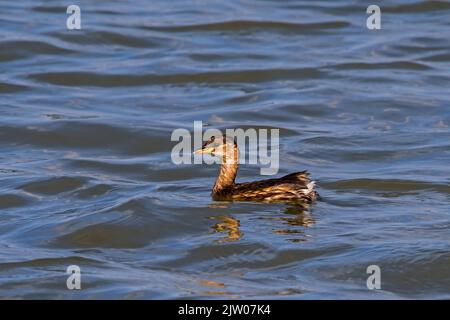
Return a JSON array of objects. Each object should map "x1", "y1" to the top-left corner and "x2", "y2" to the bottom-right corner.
[{"x1": 213, "y1": 170, "x2": 318, "y2": 203}]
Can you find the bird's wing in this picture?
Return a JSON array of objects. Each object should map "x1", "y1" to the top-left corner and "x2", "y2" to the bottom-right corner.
[{"x1": 232, "y1": 171, "x2": 315, "y2": 201}]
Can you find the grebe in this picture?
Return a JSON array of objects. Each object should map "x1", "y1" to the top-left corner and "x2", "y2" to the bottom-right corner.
[{"x1": 194, "y1": 135, "x2": 318, "y2": 203}]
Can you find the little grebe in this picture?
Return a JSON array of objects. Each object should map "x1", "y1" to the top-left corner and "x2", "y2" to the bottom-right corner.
[{"x1": 194, "y1": 135, "x2": 318, "y2": 203}]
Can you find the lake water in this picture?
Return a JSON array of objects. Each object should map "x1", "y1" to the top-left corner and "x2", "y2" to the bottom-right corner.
[{"x1": 1, "y1": 0, "x2": 449, "y2": 299}]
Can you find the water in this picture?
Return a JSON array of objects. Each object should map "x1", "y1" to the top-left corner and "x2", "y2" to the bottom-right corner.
[{"x1": 1, "y1": 0, "x2": 449, "y2": 299}]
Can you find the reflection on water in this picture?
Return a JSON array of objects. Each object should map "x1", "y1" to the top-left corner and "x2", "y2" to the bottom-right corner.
[
  {"x1": 212, "y1": 216, "x2": 243, "y2": 243},
  {"x1": 209, "y1": 203, "x2": 315, "y2": 243},
  {"x1": 282, "y1": 206, "x2": 315, "y2": 227},
  {"x1": 269, "y1": 206, "x2": 315, "y2": 242},
  {"x1": 1, "y1": 0, "x2": 450, "y2": 299},
  {"x1": 198, "y1": 279, "x2": 229, "y2": 296}
]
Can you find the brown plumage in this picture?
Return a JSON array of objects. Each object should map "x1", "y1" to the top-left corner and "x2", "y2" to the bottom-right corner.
[{"x1": 194, "y1": 135, "x2": 318, "y2": 204}]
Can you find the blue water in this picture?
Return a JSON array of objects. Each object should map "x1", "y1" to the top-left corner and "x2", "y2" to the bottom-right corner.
[{"x1": 0, "y1": 0, "x2": 449, "y2": 299}]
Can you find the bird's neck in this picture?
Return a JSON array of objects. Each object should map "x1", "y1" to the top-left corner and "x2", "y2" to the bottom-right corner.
[{"x1": 212, "y1": 146, "x2": 239, "y2": 195}]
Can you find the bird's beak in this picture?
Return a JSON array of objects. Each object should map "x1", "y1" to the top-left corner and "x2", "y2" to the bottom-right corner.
[{"x1": 194, "y1": 147, "x2": 214, "y2": 154}]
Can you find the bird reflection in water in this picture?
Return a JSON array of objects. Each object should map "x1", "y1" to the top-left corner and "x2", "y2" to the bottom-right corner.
[
  {"x1": 281, "y1": 205, "x2": 315, "y2": 227},
  {"x1": 211, "y1": 215, "x2": 243, "y2": 242},
  {"x1": 208, "y1": 203, "x2": 315, "y2": 243},
  {"x1": 272, "y1": 205, "x2": 315, "y2": 243}
]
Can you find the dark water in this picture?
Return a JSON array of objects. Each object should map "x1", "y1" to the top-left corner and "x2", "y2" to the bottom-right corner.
[{"x1": 1, "y1": 0, "x2": 449, "y2": 299}]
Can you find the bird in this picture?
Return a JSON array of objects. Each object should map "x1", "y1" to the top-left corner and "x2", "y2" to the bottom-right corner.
[{"x1": 194, "y1": 135, "x2": 318, "y2": 204}]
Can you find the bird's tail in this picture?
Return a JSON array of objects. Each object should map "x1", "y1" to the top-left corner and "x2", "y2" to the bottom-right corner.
[{"x1": 306, "y1": 181, "x2": 315, "y2": 193}]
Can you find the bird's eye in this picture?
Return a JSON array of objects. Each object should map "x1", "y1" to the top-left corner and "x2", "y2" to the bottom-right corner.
[{"x1": 202, "y1": 136, "x2": 216, "y2": 149}]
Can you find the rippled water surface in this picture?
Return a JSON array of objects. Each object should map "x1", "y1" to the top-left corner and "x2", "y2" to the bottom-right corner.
[{"x1": 1, "y1": 0, "x2": 449, "y2": 299}]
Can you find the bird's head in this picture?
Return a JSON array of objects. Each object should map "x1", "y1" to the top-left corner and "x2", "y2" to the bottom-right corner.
[{"x1": 194, "y1": 135, "x2": 237, "y2": 161}]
